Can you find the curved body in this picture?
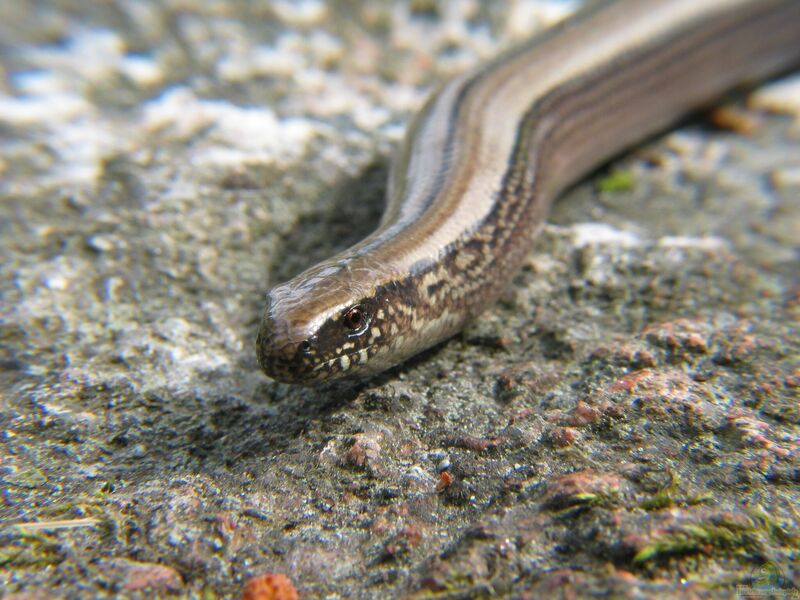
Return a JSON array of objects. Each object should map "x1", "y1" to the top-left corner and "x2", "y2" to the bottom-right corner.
[{"x1": 257, "y1": 0, "x2": 800, "y2": 384}]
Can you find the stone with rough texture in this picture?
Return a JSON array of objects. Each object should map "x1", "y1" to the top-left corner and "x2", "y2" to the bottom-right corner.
[{"x1": 1, "y1": 1, "x2": 799, "y2": 598}]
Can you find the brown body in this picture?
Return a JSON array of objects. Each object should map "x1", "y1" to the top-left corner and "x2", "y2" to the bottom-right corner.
[{"x1": 257, "y1": 0, "x2": 800, "y2": 384}]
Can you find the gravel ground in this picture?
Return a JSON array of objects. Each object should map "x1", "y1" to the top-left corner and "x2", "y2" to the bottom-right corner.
[{"x1": 1, "y1": 1, "x2": 799, "y2": 598}]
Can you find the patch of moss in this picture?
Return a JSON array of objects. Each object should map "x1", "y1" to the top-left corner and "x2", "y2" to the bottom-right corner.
[
  {"x1": 0, "y1": 531, "x2": 64, "y2": 568},
  {"x1": 638, "y1": 471, "x2": 712, "y2": 511},
  {"x1": 597, "y1": 169, "x2": 635, "y2": 193},
  {"x1": 633, "y1": 509, "x2": 797, "y2": 566}
]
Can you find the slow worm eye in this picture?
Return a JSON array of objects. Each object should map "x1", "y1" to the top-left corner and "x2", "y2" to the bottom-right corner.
[
  {"x1": 343, "y1": 306, "x2": 365, "y2": 331},
  {"x1": 299, "y1": 341, "x2": 313, "y2": 354}
]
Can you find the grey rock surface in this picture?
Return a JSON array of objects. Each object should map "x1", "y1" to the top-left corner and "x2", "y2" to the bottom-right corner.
[{"x1": 1, "y1": 1, "x2": 798, "y2": 598}]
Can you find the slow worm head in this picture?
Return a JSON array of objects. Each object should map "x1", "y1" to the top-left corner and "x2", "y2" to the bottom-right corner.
[
  {"x1": 257, "y1": 0, "x2": 800, "y2": 384},
  {"x1": 256, "y1": 254, "x2": 414, "y2": 382}
]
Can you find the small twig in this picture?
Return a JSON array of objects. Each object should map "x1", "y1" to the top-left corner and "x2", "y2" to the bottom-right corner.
[{"x1": 11, "y1": 518, "x2": 100, "y2": 531}]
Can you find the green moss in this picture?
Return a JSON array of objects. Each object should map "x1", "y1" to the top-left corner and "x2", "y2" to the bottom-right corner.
[
  {"x1": 0, "y1": 547, "x2": 24, "y2": 568},
  {"x1": 634, "y1": 523, "x2": 737, "y2": 565},
  {"x1": 0, "y1": 531, "x2": 63, "y2": 568},
  {"x1": 640, "y1": 489, "x2": 712, "y2": 511},
  {"x1": 570, "y1": 492, "x2": 600, "y2": 505},
  {"x1": 545, "y1": 487, "x2": 621, "y2": 513},
  {"x1": 597, "y1": 169, "x2": 635, "y2": 193},
  {"x1": 638, "y1": 469, "x2": 712, "y2": 511},
  {"x1": 747, "y1": 507, "x2": 797, "y2": 546},
  {"x1": 633, "y1": 509, "x2": 797, "y2": 566}
]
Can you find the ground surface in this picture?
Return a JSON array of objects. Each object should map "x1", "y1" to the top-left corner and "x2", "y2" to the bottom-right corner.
[{"x1": 1, "y1": 1, "x2": 799, "y2": 598}]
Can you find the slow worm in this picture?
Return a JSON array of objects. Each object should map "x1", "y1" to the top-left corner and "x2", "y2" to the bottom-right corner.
[{"x1": 257, "y1": 0, "x2": 800, "y2": 384}]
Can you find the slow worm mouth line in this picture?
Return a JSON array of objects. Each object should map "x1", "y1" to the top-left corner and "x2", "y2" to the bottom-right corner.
[
  {"x1": 258, "y1": 0, "x2": 800, "y2": 384},
  {"x1": 313, "y1": 343, "x2": 380, "y2": 373}
]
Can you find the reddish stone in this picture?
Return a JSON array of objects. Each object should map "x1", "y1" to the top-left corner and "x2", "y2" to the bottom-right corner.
[
  {"x1": 122, "y1": 562, "x2": 183, "y2": 594},
  {"x1": 242, "y1": 573, "x2": 299, "y2": 600},
  {"x1": 436, "y1": 471, "x2": 454, "y2": 492}
]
